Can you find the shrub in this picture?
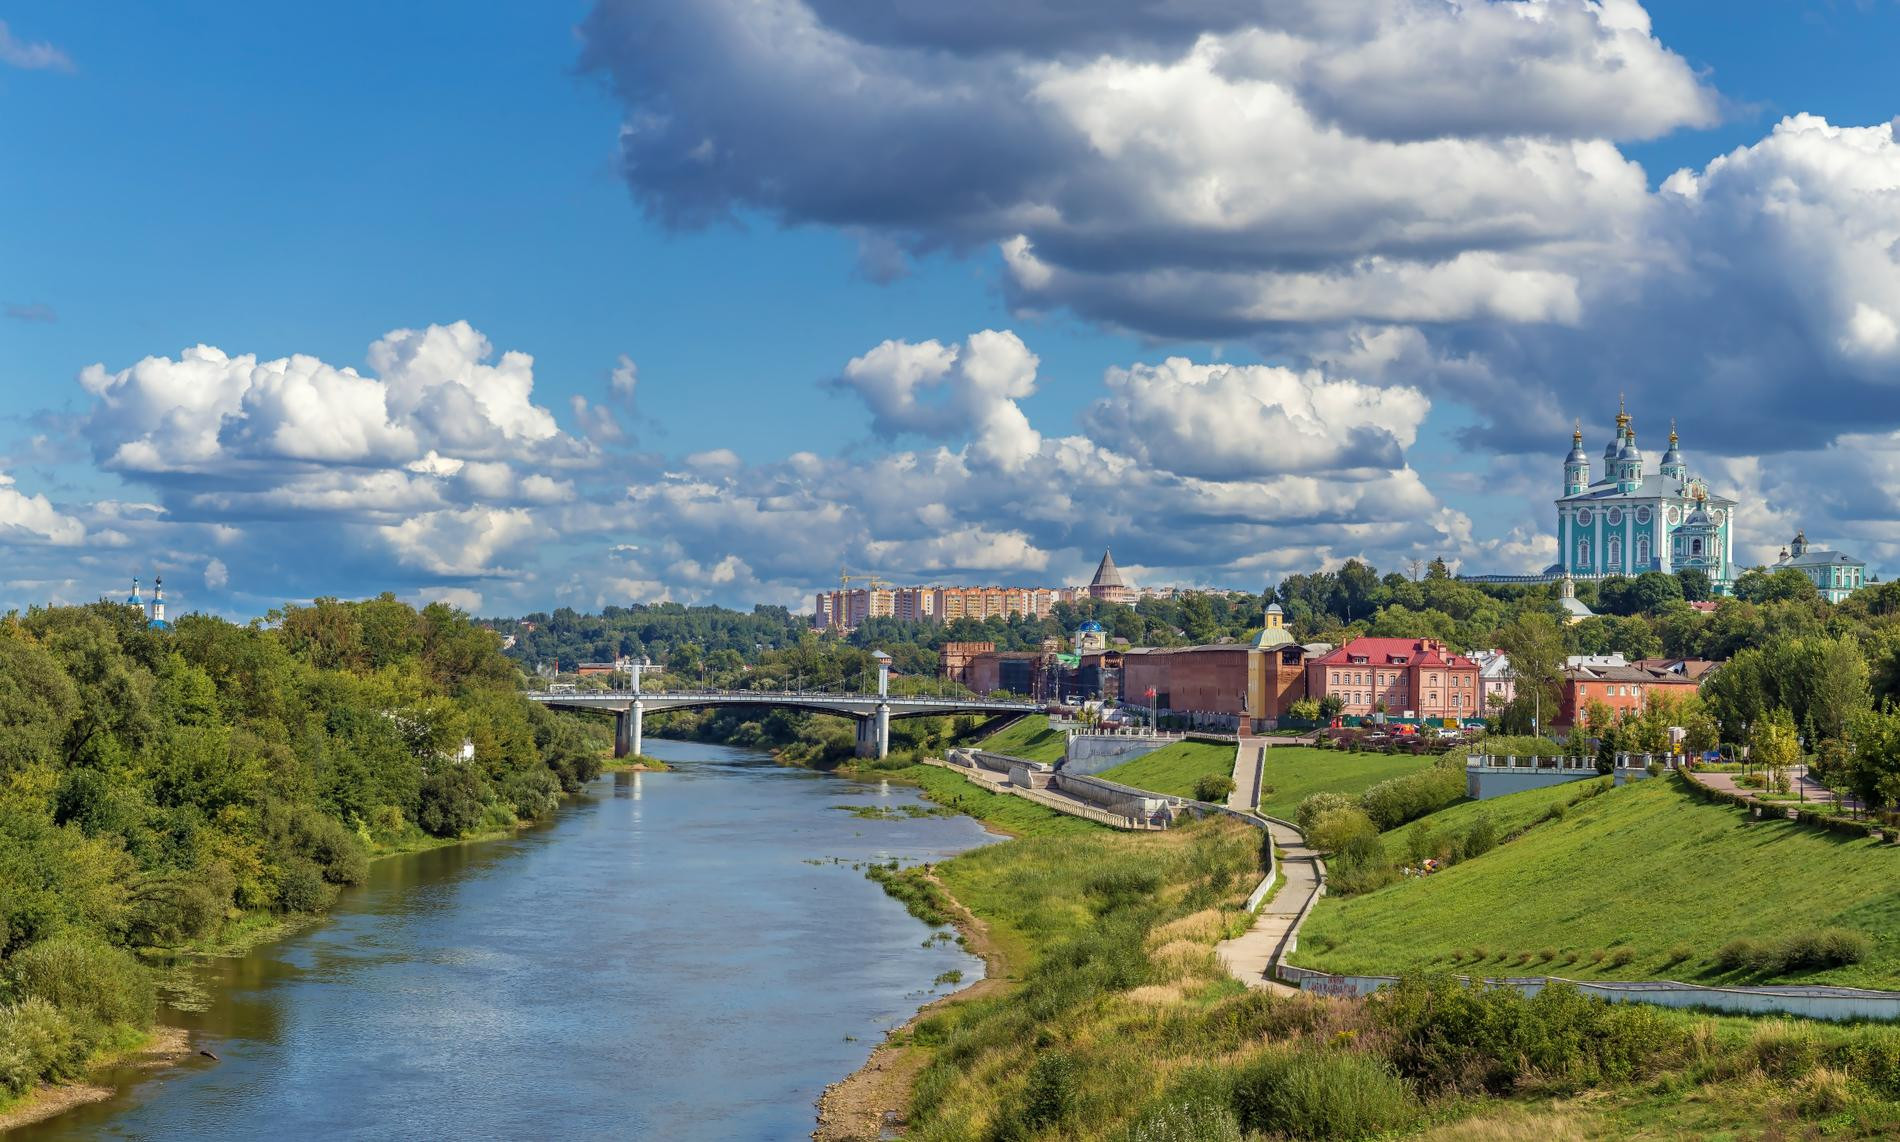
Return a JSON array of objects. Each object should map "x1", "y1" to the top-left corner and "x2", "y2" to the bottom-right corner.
[
  {"x1": 418, "y1": 765, "x2": 487, "y2": 837},
  {"x1": 1231, "y1": 1046, "x2": 1416, "y2": 1139},
  {"x1": 0, "y1": 998, "x2": 86, "y2": 1096},
  {"x1": 1464, "y1": 813, "x2": 1498, "y2": 857},
  {"x1": 4, "y1": 935, "x2": 155, "y2": 1029},
  {"x1": 1358, "y1": 761, "x2": 1467, "y2": 831},
  {"x1": 1717, "y1": 929, "x2": 1869, "y2": 975},
  {"x1": 1607, "y1": 947, "x2": 1636, "y2": 968},
  {"x1": 1018, "y1": 1049, "x2": 1079, "y2": 1131},
  {"x1": 1296, "y1": 791, "x2": 1356, "y2": 835},
  {"x1": 277, "y1": 858, "x2": 337, "y2": 914},
  {"x1": 1665, "y1": 942, "x2": 1694, "y2": 966},
  {"x1": 1370, "y1": 976, "x2": 1681, "y2": 1096},
  {"x1": 1193, "y1": 773, "x2": 1237, "y2": 804},
  {"x1": 1310, "y1": 806, "x2": 1380, "y2": 855}
]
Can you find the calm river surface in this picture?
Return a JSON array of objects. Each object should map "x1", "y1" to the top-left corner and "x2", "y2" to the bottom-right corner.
[{"x1": 21, "y1": 739, "x2": 994, "y2": 1141}]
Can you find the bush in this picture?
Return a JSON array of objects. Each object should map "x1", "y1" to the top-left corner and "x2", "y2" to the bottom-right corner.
[
  {"x1": 1370, "y1": 976, "x2": 1681, "y2": 1096},
  {"x1": 1464, "y1": 813, "x2": 1498, "y2": 857},
  {"x1": 1018, "y1": 1049, "x2": 1079, "y2": 1131},
  {"x1": 4, "y1": 935, "x2": 155, "y2": 1029},
  {"x1": 1296, "y1": 791, "x2": 1357, "y2": 835},
  {"x1": 1193, "y1": 773, "x2": 1237, "y2": 804},
  {"x1": 1358, "y1": 761, "x2": 1467, "y2": 831},
  {"x1": 1717, "y1": 928, "x2": 1869, "y2": 975},
  {"x1": 1310, "y1": 806, "x2": 1380, "y2": 855},
  {"x1": 277, "y1": 858, "x2": 337, "y2": 914},
  {"x1": 418, "y1": 765, "x2": 487, "y2": 837},
  {"x1": 0, "y1": 998, "x2": 86, "y2": 1096},
  {"x1": 1231, "y1": 1046, "x2": 1416, "y2": 1140}
]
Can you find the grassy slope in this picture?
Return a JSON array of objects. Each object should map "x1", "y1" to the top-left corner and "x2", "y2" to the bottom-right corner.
[
  {"x1": 1255, "y1": 747, "x2": 1435, "y2": 820},
  {"x1": 1096, "y1": 740, "x2": 1235, "y2": 798},
  {"x1": 974, "y1": 716, "x2": 1068, "y2": 763},
  {"x1": 1382, "y1": 777, "x2": 1609, "y2": 846},
  {"x1": 1299, "y1": 774, "x2": 1900, "y2": 988},
  {"x1": 898, "y1": 764, "x2": 1100, "y2": 838}
]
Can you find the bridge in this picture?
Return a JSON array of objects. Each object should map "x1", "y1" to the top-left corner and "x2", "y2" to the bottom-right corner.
[{"x1": 528, "y1": 654, "x2": 1039, "y2": 759}]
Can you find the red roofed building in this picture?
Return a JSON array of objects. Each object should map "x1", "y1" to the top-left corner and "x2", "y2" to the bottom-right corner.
[{"x1": 1306, "y1": 637, "x2": 1482, "y2": 720}]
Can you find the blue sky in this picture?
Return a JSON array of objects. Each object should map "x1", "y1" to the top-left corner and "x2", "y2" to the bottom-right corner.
[{"x1": 4, "y1": 1, "x2": 1900, "y2": 618}]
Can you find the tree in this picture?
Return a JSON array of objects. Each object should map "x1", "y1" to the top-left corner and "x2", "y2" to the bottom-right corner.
[
  {"x1": 1317, "y1": 693, "x2": 1345, "y2": 720},
  {"x1": 1733, "y1": 567, "x2": 1823, "y2": 605},
  {"x1": 1751, "y1": 707, "x2": 1801, "y2": 790},
  {"x1": 1495, "y1": 612, "x2": 1563, "y2": 733},
  {"x1": 1334, "y1": 560, "x2": 1382, "y2": 622},
  {"x1": 1675, "y1": 567, "x2": 1713, "y2": 603},
  {"x1": 1842, "y1": 705, "x2": 1900, "y2": 813},
  {"x1": 1425, "y1": 556, "x2": 1452, "y2": 581}
]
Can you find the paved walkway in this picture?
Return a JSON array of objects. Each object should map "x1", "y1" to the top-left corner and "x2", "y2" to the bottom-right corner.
[
  {"x1": 1692, "y1": 765, "x2": 1857, "y2": 813},
  {"x1": 1227, "y1": 739, "x2": 1265, "y2": 812},
  {"x1": 1216, "y1": 816, "x2": 1323, "y2": 995}
]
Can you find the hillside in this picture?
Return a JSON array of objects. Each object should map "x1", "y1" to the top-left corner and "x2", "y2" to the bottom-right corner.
[
  {"x1": 1256, "y1": 747, "x2": 1435, "y2": 820},
  {"x1": 1297, "y1": 775, "x2": 1900, "y2": 988},
  {"x1": 1096, "y1": 740, "x2": 1235, "y2": 798},
  {"x1": 974, "y1": 716, "x2": 1067, "y2": 763}
]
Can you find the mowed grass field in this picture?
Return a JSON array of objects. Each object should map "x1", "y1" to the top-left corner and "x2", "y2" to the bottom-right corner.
[
  {"x1": 975, "y1": 716, "x2": 1068, "y2": 763},
  {"x1": 1297, "y1": 774, "x2": 1900, "y2": 988},
  {"x1": 1097, "y1": 740, "x2": 1236, "y2": 798},
  {"x1": 1256, "y1": 747, "x2": 1436, "y2": 820},
  {"x1": 1381, "y1": 776, "x2": 1606, "y2": 845}
]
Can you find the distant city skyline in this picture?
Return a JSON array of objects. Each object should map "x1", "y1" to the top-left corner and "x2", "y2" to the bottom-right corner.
[{"x1": 4, "y1": 2, "x2": 1900, "y2": 618}]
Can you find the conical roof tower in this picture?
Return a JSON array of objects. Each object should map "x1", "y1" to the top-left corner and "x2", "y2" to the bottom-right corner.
[{"x1": 1086, "y1": 548, "x2": 1133, "y2": 604}]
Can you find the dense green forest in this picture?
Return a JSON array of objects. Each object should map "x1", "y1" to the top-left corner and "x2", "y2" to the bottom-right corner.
[{"x1": 0, "y1": 596, "x2": 599, "y2": 1104}]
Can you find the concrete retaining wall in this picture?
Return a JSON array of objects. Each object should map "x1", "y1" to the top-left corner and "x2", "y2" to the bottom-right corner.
[
  {"x1": 1465, "y1": 754, "x2": 1662, "y2": 800},
  {"x1": 1052, "y1": 771, "x2": 1178, "y2": 823},
  {"x1": 1275, "y1": 964, "x2": 1900, "y2": 1022},
  {"x1": 1062, "y1": 732, "x2": 1180, "y2": 774}
]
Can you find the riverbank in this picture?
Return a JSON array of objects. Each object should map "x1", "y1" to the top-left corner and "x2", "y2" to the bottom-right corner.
[
  {"x1": 4, "y1": 806, "x2": 569, "y2": 1135},
  {"x1": 814, "y1": 869, "x2": 1011, "y2": 1142},
  {"x1": 0, "y1": 1026, "x2": 193, "y2": 1134}
]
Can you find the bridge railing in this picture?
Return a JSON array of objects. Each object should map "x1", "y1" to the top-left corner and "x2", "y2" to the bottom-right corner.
[{"x1": 527, "y1": 687, "x2": 1039, "y2": 707}]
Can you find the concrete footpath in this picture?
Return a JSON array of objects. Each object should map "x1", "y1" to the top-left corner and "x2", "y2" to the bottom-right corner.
[
  {"x1": 1227, "y1": 739, "x2": 1265, "y2": 812},
  {"x1": 1216, "y1": 816, "x2": 1323, "y2": 995}
]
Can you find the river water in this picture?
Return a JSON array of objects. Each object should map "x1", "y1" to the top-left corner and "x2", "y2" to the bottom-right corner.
[{"x1": 20, "y1": 740, "x2": 993, "y2": 1141}]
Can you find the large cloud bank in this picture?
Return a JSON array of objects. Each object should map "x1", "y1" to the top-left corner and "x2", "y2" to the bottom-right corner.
[{"x1": 580, "y1": 0, "x2": 1900, "y2": 459}]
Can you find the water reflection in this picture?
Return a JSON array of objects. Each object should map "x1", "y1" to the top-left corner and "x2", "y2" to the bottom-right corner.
[{"x1": 20, "y1": 739, "x2": 991, "y2": 1141}]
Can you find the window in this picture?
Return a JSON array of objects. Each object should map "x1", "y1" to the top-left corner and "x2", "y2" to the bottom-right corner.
[
  {"x1": 1331, "y1": 672, "x2": 1339, "y2": 684},
  {"x1": 1636, "y1": 537, "x2": 1649, "y2": 565},
  {"x1": 1577, "y1": 539, "x2": 1591, "y2": 565},
  {"x1": 1608, "y1": 538, "x2": 1622, "y2": 566},
  {"x1": 1430, "y1": 673, "x2": 1439, "y2": 685},
  {"x1": 1692, "y1": 539, "x2": 1703, "y2": 556},
  {"x1": 1429, "y1": 692, "x2": 1438, "y2": 704}
]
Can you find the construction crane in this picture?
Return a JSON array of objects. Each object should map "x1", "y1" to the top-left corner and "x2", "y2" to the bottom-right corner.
[{"x1": 839, "y1": 567, "x2": 890, "y2": 590}]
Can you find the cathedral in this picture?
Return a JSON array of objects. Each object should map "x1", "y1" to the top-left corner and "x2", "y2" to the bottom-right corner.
[{"x1": 1550, "y1": 402, "x2": 1737, "y2": 591}]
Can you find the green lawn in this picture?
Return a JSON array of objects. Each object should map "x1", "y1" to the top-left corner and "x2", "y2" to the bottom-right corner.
[
  {"x1": 1255, "y1": 747, "x2": 1437, "y2": 821},
  {"x1": 897, "y1": 763, "x2": 1100, "y2": 838},
  {"x1": 1096, "y1": 740, "x2": 1236, "y2": 798},
  {"x1": 1297, "y1": 774, "x2": 1900, "y2": 988},
  {"x1": 974, "y1": 715, "x2": 1068, "y2": 763},
  {"x1": 1379, "y1": 776, "x2": 1609, "y2": 845}
]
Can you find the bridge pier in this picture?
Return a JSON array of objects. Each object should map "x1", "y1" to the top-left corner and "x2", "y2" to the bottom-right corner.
[
  {"x1": 614, "y1": 701, "x2": 645, "y2": 759},
  {"x1": 852, "y1": 705, "x2": 893, "y2": 760}
]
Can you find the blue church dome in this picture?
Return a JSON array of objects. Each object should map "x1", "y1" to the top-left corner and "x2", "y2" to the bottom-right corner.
[{"x1": 1078, "y1": 620, "x2": 1105, "y2": 633}]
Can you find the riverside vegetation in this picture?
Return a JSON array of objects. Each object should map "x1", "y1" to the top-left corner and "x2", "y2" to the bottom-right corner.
[
  {"x1": 0, "y1": 596, "x2": 601, "y2": 1108},
  {"x1": 858, "y1": 783, "x2": 1900, "y2": 1139}
]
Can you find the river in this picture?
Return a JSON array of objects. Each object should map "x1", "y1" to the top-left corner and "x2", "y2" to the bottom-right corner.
[{"x1": 18, "y1": 740, "x2": 994, "y2": 1141}]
